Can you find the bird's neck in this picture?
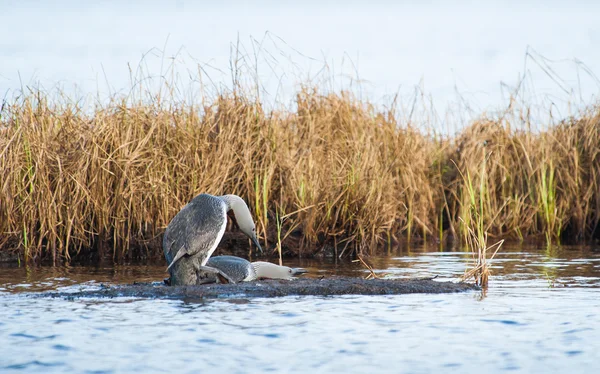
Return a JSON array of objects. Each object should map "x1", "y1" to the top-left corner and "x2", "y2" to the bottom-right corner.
[
  {"x1": 220, "y1": 194, "x2": 252, "y2": 226},
  {"x1": 252, "y1": 262, "x2": 290, "y2": 279}
]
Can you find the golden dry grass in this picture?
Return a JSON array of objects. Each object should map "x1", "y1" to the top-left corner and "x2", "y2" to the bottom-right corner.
[{"x1": 1, "y1": 84, "x2": 599, "y2": 263}]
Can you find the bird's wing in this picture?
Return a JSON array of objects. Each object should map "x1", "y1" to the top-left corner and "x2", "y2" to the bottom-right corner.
[{"x1": 164, "y1": 194, "x2": 227, "y2": 269}]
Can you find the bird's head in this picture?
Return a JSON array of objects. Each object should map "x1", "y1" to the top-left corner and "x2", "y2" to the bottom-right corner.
[{"x1": 253, "y1": 262, "x2": 308, "y2": 279}]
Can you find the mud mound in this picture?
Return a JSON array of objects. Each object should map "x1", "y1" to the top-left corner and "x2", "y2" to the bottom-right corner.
[{"x1": 48, "y1": 277, "x2": 478, "y2": 299}]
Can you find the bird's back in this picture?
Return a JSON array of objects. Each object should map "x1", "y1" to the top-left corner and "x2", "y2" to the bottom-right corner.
[
  {"x1": 163, "y1": 194, "x2": 227, "y2": 266},
  {"x1": 206, "y1": 255, "x2": 256, "y2": 282}
]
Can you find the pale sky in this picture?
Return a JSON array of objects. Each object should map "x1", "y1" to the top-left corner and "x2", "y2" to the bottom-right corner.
[{"x1": 2, "y1": 1, "x2": 599, "y2": 131}]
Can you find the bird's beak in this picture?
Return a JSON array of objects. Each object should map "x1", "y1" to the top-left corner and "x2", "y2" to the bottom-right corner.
[
  {"x1": 251, "y1": 234, "x2": 263, "y2": 253},
  {"x1": 291, "y1": 267, "x2": 307, "y2": 276}
]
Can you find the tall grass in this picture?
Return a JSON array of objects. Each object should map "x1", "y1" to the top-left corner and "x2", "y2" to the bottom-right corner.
[
  {"x1": 455, "y1": 154, "x2": 504, "y2": 287},
  {"x1": 1, "y1": 82, "x2": 599, "y2": 263}
]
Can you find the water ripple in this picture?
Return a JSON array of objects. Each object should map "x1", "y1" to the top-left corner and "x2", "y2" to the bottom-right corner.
[{"x1": 0, "y1": 246, "x2": 599, "y2": 373}]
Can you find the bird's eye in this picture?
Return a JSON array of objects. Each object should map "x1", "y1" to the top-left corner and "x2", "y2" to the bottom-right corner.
[{"x1": 288, "y1": 269, "x2": 292, "y2": 273}]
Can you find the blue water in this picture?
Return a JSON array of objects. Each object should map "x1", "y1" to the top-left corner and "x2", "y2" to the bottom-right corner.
[{"x1": 1, "y1": 246, "x2": 599, "y2": 373}]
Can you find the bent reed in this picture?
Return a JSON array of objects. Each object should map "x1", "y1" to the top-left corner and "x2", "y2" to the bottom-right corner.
[{"x1": 1, "y1": 85, "x2": 599, "y2": 263}]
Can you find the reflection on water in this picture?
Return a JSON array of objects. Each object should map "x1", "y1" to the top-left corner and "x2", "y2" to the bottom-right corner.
[{"x1": 1, "y1": 245, "x2": 599, "y2": 373}]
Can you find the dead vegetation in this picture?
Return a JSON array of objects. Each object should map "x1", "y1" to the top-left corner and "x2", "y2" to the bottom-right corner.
[{"x1": 1, "y1": 82, "x2": 599, "y2": 264}]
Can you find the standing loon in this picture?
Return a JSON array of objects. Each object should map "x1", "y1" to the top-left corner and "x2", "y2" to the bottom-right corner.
[{"x1": 163, "y1": 194, "x2": 262, "y2": 285}]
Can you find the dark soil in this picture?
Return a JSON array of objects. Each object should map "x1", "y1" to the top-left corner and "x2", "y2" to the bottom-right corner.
[{"x1": 46, "y1": 277, "x2": 478, "y2": 300}]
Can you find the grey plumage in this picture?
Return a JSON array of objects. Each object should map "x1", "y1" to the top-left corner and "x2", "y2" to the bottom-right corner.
[
  {"x1": 163, "y1": 194, "x2": 227, "y2": 270},
  {"x1": 206, "y1": 255, "x2": 256, "y2": 283}
]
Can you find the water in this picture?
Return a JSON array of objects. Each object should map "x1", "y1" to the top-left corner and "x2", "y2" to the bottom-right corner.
[{"x1": 1, "y1": 246, "x2": 599, "y2": 373}]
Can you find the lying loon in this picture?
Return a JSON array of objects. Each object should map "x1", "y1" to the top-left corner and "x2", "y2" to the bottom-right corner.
[
  {"x1": 163, "y1": 194, "x2": 262, "y2": 285},
  {"x1": 207, "y1": 255, "x2": 308, "y2": 283}
]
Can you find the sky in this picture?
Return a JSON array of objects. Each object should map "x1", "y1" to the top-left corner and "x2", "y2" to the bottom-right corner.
[{"x1": 1, "y1": 1, "x2": 599, "y2": 131}]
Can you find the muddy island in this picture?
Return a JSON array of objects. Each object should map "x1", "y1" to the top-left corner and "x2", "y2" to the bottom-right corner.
[{"x1": 47, "y1": 277, "x2": 478, "y2": 300}]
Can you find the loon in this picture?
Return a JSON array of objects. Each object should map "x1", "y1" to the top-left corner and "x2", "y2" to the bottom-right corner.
[
  {"x1": 207, "y1": 255, "x2": 307, "y2": 283},
  {"x1": 163, "y1": 194, "x2": 262, "y2": 285}
]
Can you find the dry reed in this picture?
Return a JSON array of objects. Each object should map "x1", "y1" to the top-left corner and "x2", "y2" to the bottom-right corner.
[{"x1": 1, "y1": 81, "x2": 599, "y2": 263}]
